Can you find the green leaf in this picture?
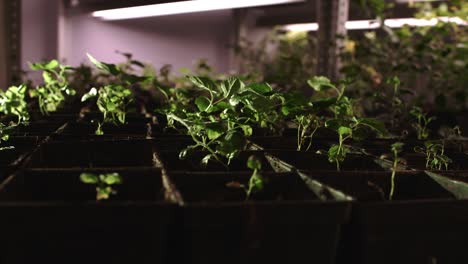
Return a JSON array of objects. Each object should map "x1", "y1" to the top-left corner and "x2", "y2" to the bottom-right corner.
[
  {"x1": 338, "y1": 126, "x2": 352, "y2": 136},
  {"x1": 195, "y1": 96, "x2": 211, "y2": 112},
  {"x1": 101, "y1": 173, "x2": 122, "y2": 185},
  {"x1": 80, "y1": 173, "x2": 98, "y2": 184},
  {"x1": 307, "y1": 76, "x2": 335, "y2": 91},
  {"x1": 30, "y1": 60, "x2": 59, "y2": 70},
  {"x1": 247, "y1": 155, "x2": 262, "y2": 170},
  {"x1": 87, "y1": 53, "x2": 120, "y2": 75},
  {"x1": 247, "y1": 83, "x2": 272, "y2": 94},
  {"x1": 206, "y1": 123, "x2": 224, "y2": 140},
  {"x1": 187, "y1": 76, "x2": 217, "y2": 92},
  {"x1": 96, "y1": 186, "x2": 113, "y2": 200},
  {"x1": 221, "y1": 77, "x2": 244, "y2": 97},
  {"x1": 358, "y1": 118, "x2": 388, "y2": 136},
  {"x1": 121, "y1": 74, "x2": 150, "y2": 85},
  {"x1": 391, "y1": 142, "x2": 404, "y2": 153},
  {"x1": 240, "y1": 125, "x2": 253, "y2": 136},
  {"x1": 325, "y1": 119, "x2": 342, "y2": 131}
]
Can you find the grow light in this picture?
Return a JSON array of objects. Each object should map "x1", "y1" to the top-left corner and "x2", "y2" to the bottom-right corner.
[
  {"x1": 284, "y1": 17, "x2": 468, "y2": 32},
  {"x1": 92, "y1": 0, "x2": 305, "y2": 20}
]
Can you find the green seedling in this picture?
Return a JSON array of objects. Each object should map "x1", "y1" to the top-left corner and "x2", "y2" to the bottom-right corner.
[
  {"x1": 410, "y1": 106, "x2": 435, "y2": 140},
  {"x1": 83, "y1": 54, "x2": 151, "y2": 135},
  {"x1": 414, "y1": 141, "x2": 452, "y2": 170},
  {"x1": 0, "y1": 85, "x2": 29, "y2": 124},
  {"x1": 389, "y1": 142, "x2": 404, "y2": 200},
  {"x1": 0, "y1": 123, "x2": 14, "y2": 151},
  {"x1": 295, "y1": 114, "x2": 322, "y2": 151},
  {"x1": 166, "y1": 76, "x2": 284, "y2": 167},
  {"x1": 324, "y1": 117, "x2": 387, "y2": 170},
  {"x1": 226, "y1": 155, "x2": 265, "y2": 200},
  {"x1": 308, "y1": 76, "x2": 388, "y2": 171},
  {"x1": 82, "y1": 86, "x2": 132, "y2": 135},
  {"x1": 80, "y1": 172, "x2": 123, "y2": 201},
  {"x1": 29, "y1": 60, "x2": 76, "y2": 115}
]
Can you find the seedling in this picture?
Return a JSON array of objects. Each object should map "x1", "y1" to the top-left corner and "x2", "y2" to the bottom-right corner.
[
  {"x1": 323, "y1": 117, "x2": 388, "y2": 171},
  {"x1": 410, "y1": 106, "x2": 435, "y2": 140},
  {"x1": 166, "y1": 76, "x2": 284, "y2": 167},
  {"x1": 80, "y1": 172, "x2": 123, "y2": 201},
  {"x1": 308, "y1": 76, "x2": 388, "y2": 171},
  {"x1": 29, "y1": 60, "x2": 76, "y2": 115},
  {"x1": 82, "y1": 85, "x2": 133, "y2": 134},
  {"x1": 0, "y1": 85, "x2": 29, "y2": 124},
  {"x1": 83, "y1": 54, "x2": 151, "y2": 135},
  {"x1": 414, "y1": 141, "x2": 452, "y2": 170},
  {"x1": 226, "y1": 155, "x2": 265, "y2": 200},
  {"x1": 389, "y1": 142, "x2": 404, "y2": 200},
  {"x1": 295, "y1": 114, "x2": 322, "y2": 151},
  {"x1": 0, "y1": 123, "x2": 14, "y2": 151}
]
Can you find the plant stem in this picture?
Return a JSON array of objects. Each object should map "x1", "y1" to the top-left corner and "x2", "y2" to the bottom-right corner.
[{"x1": 389, "y1": 158, "x2": 398, "y2": 200}]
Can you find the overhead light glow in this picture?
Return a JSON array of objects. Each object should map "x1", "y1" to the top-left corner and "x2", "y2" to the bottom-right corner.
[
  {"x1": 284, "y1": 17, "x2": 467, "y2": 32},
  {"x1": 93, "y1": 0, "x2": 305, "y2": 20},
  {"x1": 283, "y1": 23, "x2": 318, "y2": 32}
]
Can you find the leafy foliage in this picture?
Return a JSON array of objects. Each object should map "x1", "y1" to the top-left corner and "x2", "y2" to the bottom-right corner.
[
  {"x1": 165, "y1": 76, "x2": 285, "y2": 166},
  {"x1": 0, "y1": 85, "x2": 29, "y2": 123},
  {"x1": 307, "y1": 77, "x2": 388, "y2": 170},
  {"x1": 80, "y1": 172, "x2": 123, "y2": 201},
  {"x1": 29, "y1": 60, "x2": 76, "y2": 115},
  {"x1": 414, "y1": 141, "x2": 452, "y2": 170},
  {"x1": 82, "y1": 86, "x2": 133, "y2": 134},
  {"x1": 410, "y1": 106, "x2": 435, "y2": 140},
  {"x1": 0, "y1": 123, "x2": 14, "y2": 151},
  {"x1": 81, "y1": 54, "x2": 151, "y2": 134},
  {"x1": 341, "y1": 1, "x2": 468, "y2": 112},
  {"x1": 226, "y1": 155, "x2": 265, "y2": 200}
]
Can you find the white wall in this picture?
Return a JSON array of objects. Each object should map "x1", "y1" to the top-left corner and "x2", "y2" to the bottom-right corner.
[
  {"x1": 21, "y1": 0, "x2": 237, "y2": 77},
  {"x1": 21, "y1": 0, "x2": 60, "y2": 69}
]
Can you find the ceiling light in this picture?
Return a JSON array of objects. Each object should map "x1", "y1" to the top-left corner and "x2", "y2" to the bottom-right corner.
[
  {"x1": 284, "y1": 17, "x2": 467, "y2": 32},
  {"x1": 93, "y1": 0, "x2": 305, "y2": 21}
]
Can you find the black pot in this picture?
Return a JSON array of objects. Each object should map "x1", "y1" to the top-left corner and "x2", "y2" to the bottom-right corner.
[
  {"x1": 0, "y1": 168, "x2": 177, "y2": 264},
  {"x1": 169, "y1": 171, "x2": 351, "y2": 264},
  {"x1": 26, "y1": 139, "x2": 156, "y2": 168}
]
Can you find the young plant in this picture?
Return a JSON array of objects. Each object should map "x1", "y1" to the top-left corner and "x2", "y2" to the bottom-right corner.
[
  {"x1": 0, "y1": 85, "x2": 30, "y2": 124},
  {"x1": 29, "y1": 60, "x2": 76, "y2": 115},
  {"x1": 414, "y1": 141, "x2": 452, "y2": 170},
  {"x1": 226, "y1": 155, "x2": 265, "y2": 200},
  {"x1": 308, "y1": 76, "x2": 388, "y2": 171},
  {"x1": 295, "y1": 114, "x2": 323, "y2": 151},
  {"x1": 80, "y1": 172, "x2": 123, "y2": 201},
  {"x1": 166, "y1": 76, "x2": 284, "y2": 167},
  {"x1": 81, "y1": 85, "x2": 133, "y2": 135},
  {"x1": 410, "y1": 106, "x2": 435, "y2": 140},
  {"x1": 0, "y1": 123, "x2": 14, "y2": 151},
  {"x1": 389, "y1": 142, "x2": 404, "y2": 200},
  {"x1": 82, "y1": 54, "x2": 150, "y2": 135}
]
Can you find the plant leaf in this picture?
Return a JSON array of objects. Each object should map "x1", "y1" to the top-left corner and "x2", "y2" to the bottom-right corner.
[
  {"x1": 195, "y1": 96, "x2": 211, "y2": 112},
  {"x1": 80, "y1": 173, "x2": 98, "y2": 184},
  {"x1": 307, "y1": 76, "x2": 335, "y2": 91},
  {"x1": 247, "y1": 155, "x2": 262, "y2": 170}
]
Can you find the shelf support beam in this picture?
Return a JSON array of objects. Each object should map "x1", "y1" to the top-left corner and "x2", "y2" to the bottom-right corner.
[{"x1": 316, "y1": 0, "x2": 349, "y2": 81}]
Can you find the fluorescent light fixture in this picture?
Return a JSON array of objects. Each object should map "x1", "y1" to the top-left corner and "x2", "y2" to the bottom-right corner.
[
  {"x1": 346, "y1": 20, "x2": 381, "y2": 30},
  {"x1": 93, "y1": 0, "x2": 305, "y2": 20},
  {"x1": 284, "y1": 17, "x2": 468, "y2": 32},
  {"x1": 283, "y1": 23, "x2": 318, "y2": 32}
]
